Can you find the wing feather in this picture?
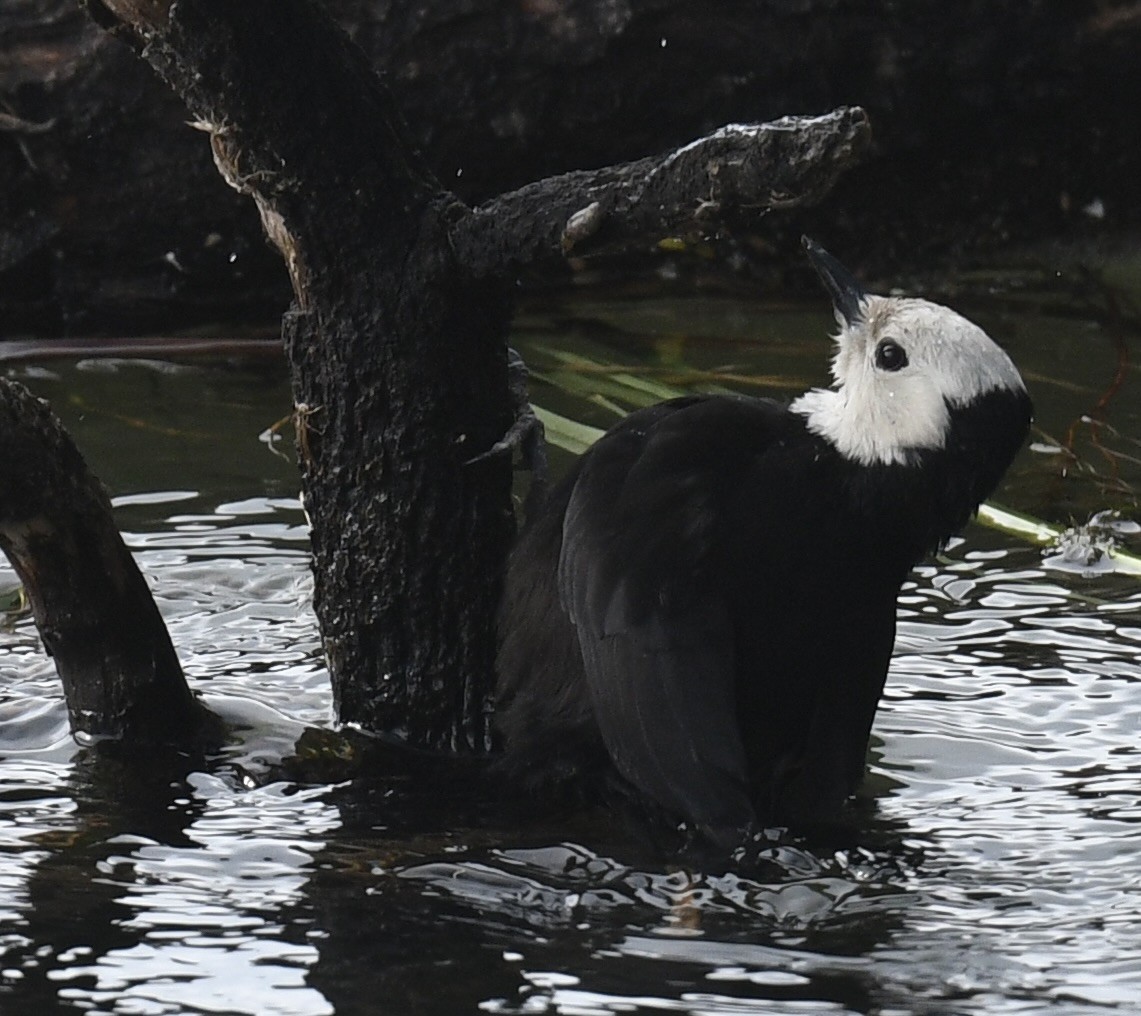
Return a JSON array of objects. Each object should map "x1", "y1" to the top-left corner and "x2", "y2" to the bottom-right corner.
[{"x1": 557, "y1": 397, "x2": 789, "y2": 839}]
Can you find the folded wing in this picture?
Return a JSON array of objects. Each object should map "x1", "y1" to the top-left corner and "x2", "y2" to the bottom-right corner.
[{"x1": 557, "y1": 397, "x2": 788, "y2": 840}]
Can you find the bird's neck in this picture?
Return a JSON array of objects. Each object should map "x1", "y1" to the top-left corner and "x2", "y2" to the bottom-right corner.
[{"x1": 789, "y1": 386, "x2": 946, "y2": 468}]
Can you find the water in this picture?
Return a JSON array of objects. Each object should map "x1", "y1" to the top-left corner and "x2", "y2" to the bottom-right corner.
[{"x1": 2, "y1": 278, "x2": 1140, "y2": 1014}]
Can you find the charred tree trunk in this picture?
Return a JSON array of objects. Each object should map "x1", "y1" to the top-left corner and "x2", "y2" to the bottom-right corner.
[
  {"x1": 80, "y1": 0, "x2": 521, "y2": 751},
  {"x1": 0, "y1": 0, "x2": 868, "y2": 751}
]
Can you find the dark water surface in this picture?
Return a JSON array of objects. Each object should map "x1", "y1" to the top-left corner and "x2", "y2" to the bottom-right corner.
[{"x1": 2, "y1": 279, "x2": 1140, "y2": 1014}]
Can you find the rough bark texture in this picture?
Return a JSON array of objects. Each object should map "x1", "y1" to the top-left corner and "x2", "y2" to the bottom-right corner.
[
  {"x1": 2, "y1": 0, "x2": 1139, "y2": 334},
  {"x1": 82, "y1": 0, "x2": 520, "y2": 751},
  {"x1": 453, "y1": 109, "x2": 870, "y2": 276},
  {"x1": 0, "y1": 378, "x2": 212, "y2": 745}
]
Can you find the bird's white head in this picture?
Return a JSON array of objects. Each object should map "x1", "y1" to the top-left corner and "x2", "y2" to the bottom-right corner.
[{"x1": 791, "y1": 239, "x2": 1028, "y2": 468}]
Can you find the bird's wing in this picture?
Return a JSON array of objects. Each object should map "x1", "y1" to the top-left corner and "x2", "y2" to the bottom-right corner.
[{"x1": 558, "y1": 397, "x2": 786, "y2": 841}]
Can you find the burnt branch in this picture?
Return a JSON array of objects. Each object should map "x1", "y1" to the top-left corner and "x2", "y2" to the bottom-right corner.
[
  {"x1": 452, "y1": 108, "x2": 872, "y2": 275},
  {"x1": 0, "y1": 378, "x2": 217, "y2": 746}
]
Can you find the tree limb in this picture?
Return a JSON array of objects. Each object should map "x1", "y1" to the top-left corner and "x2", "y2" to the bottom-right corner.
[
  {"x1": 0, "y1": 378, "x2": 216, "y2": 746},
  {"x1": 453, "y1": 108, "x2": 871, "y2": 275}
]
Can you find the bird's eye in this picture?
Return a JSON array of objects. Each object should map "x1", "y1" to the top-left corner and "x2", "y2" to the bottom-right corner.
[{"x1": 874, "y1": 340, "x2": 908, "y2": 372}]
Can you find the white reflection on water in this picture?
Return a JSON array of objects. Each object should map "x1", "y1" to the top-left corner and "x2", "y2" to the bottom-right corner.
[
  {"x1": 48, "y1": 780, "x2": 339, "y2": 1016},
  {"x1": 2, "y1": 475, "x2": 1141, "y2": 1012},
  {"x1": 397, "y1": 541, "x2": 1141, "y2": 1016},
  {"x1": 0, "y1": 495, "x2": 338, "y2": 1015},
  {"x1": 125, "y1": 496, "x2": 331, "y2": 730},
  {"x1": 873, "y1": 543, "x2": 1141, "y2": 1013}
]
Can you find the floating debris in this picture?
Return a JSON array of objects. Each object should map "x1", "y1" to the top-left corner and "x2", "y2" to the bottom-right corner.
[{"x1": 1042, "y1": 510, "x2": 1141, "y2": 575}]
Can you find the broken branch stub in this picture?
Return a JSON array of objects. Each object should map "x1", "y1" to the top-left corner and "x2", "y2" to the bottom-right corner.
[
  {"x1": 0, "y1": 378, "x2": 214, "y2": 746},
  {"x1": 453, "y1": 108, "x2": 872, "y2": 274}
]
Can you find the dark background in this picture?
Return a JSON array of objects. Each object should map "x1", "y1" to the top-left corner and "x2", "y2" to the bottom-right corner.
[{"x1": 2, "y1": 0, "x2": 1139, "y2": 335}]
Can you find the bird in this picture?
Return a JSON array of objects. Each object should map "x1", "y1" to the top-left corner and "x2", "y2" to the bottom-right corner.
[{"x1": 494, "y1": 238, "x2": 1032, "y2": 847}]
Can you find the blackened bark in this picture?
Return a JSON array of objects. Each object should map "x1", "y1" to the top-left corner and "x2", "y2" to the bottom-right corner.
[
  {"x1": 453, "y1": 110, "x2": 870, "y2": 276},
  {"x1": 84, "y1": 0, "x2": 519, "y2": 751},
  {"x1": 0, "y1": 378, "x2": 214, "y2": 745},
  {"x1": 279, "y1": 239, "x2": 516, "y2": 751}
]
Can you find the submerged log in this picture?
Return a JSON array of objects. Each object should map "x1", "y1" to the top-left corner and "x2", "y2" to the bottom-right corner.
[
  {"x1": 2, "y1": 0, "x2": 867, "y2": 752},
  {"x1": 0, "y1": 378, "x2": 215, "y2": 746}
]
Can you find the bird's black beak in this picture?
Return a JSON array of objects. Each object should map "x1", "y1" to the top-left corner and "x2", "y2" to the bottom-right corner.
[{"x1": 802, "y1": 236, "x2": 866, "y2": 326}]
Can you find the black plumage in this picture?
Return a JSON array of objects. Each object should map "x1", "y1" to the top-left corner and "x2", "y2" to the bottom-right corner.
[{"x1": 495, "y1": 241, "x2": 1032, "y2": 846}]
